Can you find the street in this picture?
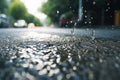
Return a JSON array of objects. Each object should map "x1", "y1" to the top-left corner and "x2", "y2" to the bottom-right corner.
[
  {"x1": 0, "y1": 28, "x2": 120, "y2": 80},
  {"x1": 3, "y1": 27, "x2": 119, "y2": 40}
]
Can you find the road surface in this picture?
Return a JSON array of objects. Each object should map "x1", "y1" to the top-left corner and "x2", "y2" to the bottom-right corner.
[
  {"x1": 0, "y1": 28, "x2": 120, "y2": 80},
  {"x1": 2, "y1": 27, "x2": 120, "y2": 40}
]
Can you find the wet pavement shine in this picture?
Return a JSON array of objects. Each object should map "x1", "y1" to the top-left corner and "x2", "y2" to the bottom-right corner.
[{"x1": 0, "y1": 28, "x2": 120, "y2": 80}]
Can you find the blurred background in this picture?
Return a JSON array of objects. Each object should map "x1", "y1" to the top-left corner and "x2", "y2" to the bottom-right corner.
[{"x1": 0, "y1": 0, "x2": 120, "y2": 28}]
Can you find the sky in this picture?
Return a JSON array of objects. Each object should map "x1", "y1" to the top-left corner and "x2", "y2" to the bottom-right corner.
[{"x1": 20, "y1": 0, "x2": 48, "y2": 22}]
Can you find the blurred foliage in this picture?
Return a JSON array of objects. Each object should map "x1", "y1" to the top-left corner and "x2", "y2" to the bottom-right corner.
[
  {"x1": 0, "y1": 0, "x2": 8, "y2": 13},
  {"x1": 33, "y1": 17, "x2": 43, "y2": 26},
  {"x1": 8, "y1": 0, "x2": 27, "y2": 20},
  {"x1": 65, "y1": 11, "x2": 74, "y2": 19},
  {"x1": 9, "y1": 0, "x2": 43, "y2": 26},
  {"x1": 95, "y1": 0, "x2": 106, "y2": 5},
  {"x1": 45, "y1": 17, "x2": 52, "y2": 26},
  {"x1": 24, "y1": 13, "x2": 43, "y2": 26},
  {"x1": 41, "y1": 0, "x2": 78, "y2": 24}
]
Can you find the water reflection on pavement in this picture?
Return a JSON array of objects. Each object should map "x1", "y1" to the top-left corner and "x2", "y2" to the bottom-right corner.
[{"x1": 0, "y1": 33, "x2": 120, "y2": 80}]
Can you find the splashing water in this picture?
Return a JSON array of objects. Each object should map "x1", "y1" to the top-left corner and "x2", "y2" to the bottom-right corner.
[
  {"x1": 71, "y1": 22, "x2": 77, "y2": 35},
  {"x1": 91, "y1": 29, "x2": 95, "y2": 40}
]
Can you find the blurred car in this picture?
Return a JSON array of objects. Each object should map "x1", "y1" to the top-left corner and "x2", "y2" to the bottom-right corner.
[
  {"x1": 0, "y1": 14, "x2": 9, "y2": 28},
  {"x1": 14, "y1": 19, "x2": 27, "y2": 28},
  {"x1": 28, "y1": 23, "x2": 35, "y2": 28},
  {"x1": 59, "y1": 14, "x2": 68, "y2": 27}
]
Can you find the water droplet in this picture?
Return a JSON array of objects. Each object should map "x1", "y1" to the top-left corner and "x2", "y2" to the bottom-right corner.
[
  {"x1": 93, "y1": 1, "x2": 96, "y2": 5},
  {"x1": 85, "y1": 15, "x2": 87, "y2": 18},
  {"x1": 70, "y1": 21, "x2": 73, "y2": 23},
  {"x1": 91, "y1": 17, "x2": 93, "y2": 19},
  {"x1": 57, "y1": 10, "x2": 59, "y2": 14},
  {"x1": 90, "y1": 63, "x2": 94, "y2": 67},
  {"x1": 74, "y1": 22, "x2": 77, "y2": 27},
  {"x1": 89, "y1": 21, "x2": 91, "y2": 24},
  {"x1": 47, "y1": 66, "x2": 51, "y2": 70},
  {"x1": 62, "y1": 67, "x2": 67, "y2": 71},
  {"x1": 54, "y1": 69, "x2": 60, "y2": 74},
  {"x1": 66, "y1": 74, "x2": 71, "y2": 79},
  {"x1": 108, "y1": 7, "x2": 110, "y2": 9},
  {"x1": 107, "y1": 3, "x2": 110, "y2": 5},
  {"x1": 106, "y1": 9, "x2": 108, "y2": 12},
  {"x1": 39, "y1": 69, "x2": 47, "y2": 75},
  {"x1": 73, "y1": 66, "x2": 77, "y2": 70},
  {"x1": 115, "y1": 63, "x2": 119, "y2": 68},
  {"x1": 99, "y1": 58, "x2": 103, "y2": 63},
  {"x1": 68, "y1": 55, "x2": 71, "y2": 58},
  {"x1": 88, "y1": 70, "x2": 94, "y2": 80},
  {"x1": 85, "y1": 21, "x2": 87, "y2": 24},
  {"x1": 77, "y1": 19, "x2": 80, "y2": 21},
  {"x1": 56, "y1": 57, "x2": 60, "y2": 63},
  {"x1": 84, "y1": 10, "x2": 87, "y2": 13}
]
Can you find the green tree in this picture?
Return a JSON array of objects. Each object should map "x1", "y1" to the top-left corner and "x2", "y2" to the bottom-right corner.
[
  {"x1": 9, "y1": 0, "x2": 43, "y2": 26},
  {"x1": 0, "y1": 0, "x2": 8, "y2": 13},
  {"x1": 33, "y1": 17, "x2": 43, "y2": 26},
  {"x1": 24, "y1": 13, "x2": 43, "y2": 26},
  {"x1": 9, "y1": 0, "x2": 27, "y2": 20},
  {"x1": 41, "y1": 0, "x2": 78, "y2": 24}
]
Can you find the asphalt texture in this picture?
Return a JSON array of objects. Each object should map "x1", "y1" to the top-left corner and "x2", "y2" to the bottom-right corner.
[{"x1": 0, "y1": 28, "x2": 120, "y2": 80}]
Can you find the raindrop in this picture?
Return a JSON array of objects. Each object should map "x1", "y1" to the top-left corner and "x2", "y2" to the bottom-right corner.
[
  {"x1": 39, "y1": 69, "x2": 47, "y2": 75},
  {"x1": 108, "y1": 7, "x2": 110, "y2": 9},
  {"x1": 107, "y1": 3, "x2": 110, "y2": 5},
  {"x1": 74, "y1": 22, "x2": 77, "y2": 26},
  {"x1": 70, "y1": 21, "x2": 73, "y2": 23},
  {"x1": 91, "y1": 17, "x2": 93, "y2": 19},
  {"x1": 77, "y1": 19, "x2": 80, "y2": 22},
  {"x1": 85, "y1": 21, "x2": 87, "y2": 24},
  {"x1": 89, "y1": 21, "x2": 91, "y2": 24},
  {"x1": 85, "y1": 15, "x2": 87, "y2": 18},
  {"x1": 36, "y1": 51, "x2": 44, "y2": 56},
  {"x1": 73, "y1": 66, "x2": 77, "y2": 70},
  {"x1": 66, "y1": 74, "x2": 71, "y2": 79},
  {"x1": 99, "y1": 58, "x2": 103, "y2": 63},
  {"x1": 88, "y1": 70, "x2": 94, "y2": 80},
  {"x1": 62, "y1": 67, "x2": 67, "y2": 71},
  {"x1": 54, "y1": 69, "x2": 60, "y2": 74},
  {"x1": 57, "y1": 73, "x2": 63, "y2": 80},
  {"x1": 84, "y1": 10, "x2": 87, "y2": 13},
  {"x1": 47, "y1": 66, "x2": 51, "y2": 70},
  {"x1": 56, "y1": 57, "x2": 60, "y2": 63},
  {"x1": 57, "y1": 10, "x2": 59, "y2": 14},
  {"x1": 68, "y1": 55, "x2": 71, "y2": 58},
  {"x1": 115, "y1": 56, "x2": 119, "y2": 60},
  {"x1": 115, "y1": 63, "x2": 119, "y2": 68},
  {"x1": 93, "y1": 1, "x2": 96, "y2": 5},
  {"x1": 22, "y1": 63, "x2": 29, "y2": 68},
  {"x1": 90, "y1": 63, "x2": 94, "y2": 67},
  {"x1": 49, "y1": 70, "x2": 54, "y2": 76},
  {"x1": 106, "y1": 9, "x2": 108, "y2": 12}
]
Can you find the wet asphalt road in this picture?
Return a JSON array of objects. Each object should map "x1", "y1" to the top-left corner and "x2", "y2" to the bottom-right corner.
[{"x1": 0, "y1": 28, "x2": 120, "y2": 80}]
